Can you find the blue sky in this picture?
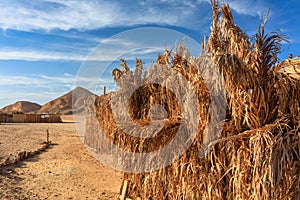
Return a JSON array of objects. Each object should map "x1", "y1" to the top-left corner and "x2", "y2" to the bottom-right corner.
[{"x1": 0, "y1": 0, "x2": 299, "y2": 108}]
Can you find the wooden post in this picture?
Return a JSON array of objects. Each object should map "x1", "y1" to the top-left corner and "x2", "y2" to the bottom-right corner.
[
  {"x1": 104, "y1": 86, "x2": 107, "y2": 95},
  {"x1": 47, "y1": 129, "x2": 49, "y2": 143},
  {"x1": 120, "y1": 180, "x2": 128, "y2": 200}
]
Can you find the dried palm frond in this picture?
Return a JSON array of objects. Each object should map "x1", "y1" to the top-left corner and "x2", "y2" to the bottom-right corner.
[
  {"x1": 251, "y1": 11, "x2": 288, "y2": 77},
  {"x1": 112, "y1": 68, "x2": 123, "y2": 82},
  {"x1": 278, "y1": 57, "x2": 300, "y2": 80},
  {"x1": 85, "y1": 1, "x2": 300, "y2": 199},
  {"x1": 120, "y1": 58, "x2": 130, "y2": 73}
]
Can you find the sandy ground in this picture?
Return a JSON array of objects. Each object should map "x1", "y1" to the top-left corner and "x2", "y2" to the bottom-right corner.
[{"x1": 0, "y1": 123, "x2": 123, "y2": 200}]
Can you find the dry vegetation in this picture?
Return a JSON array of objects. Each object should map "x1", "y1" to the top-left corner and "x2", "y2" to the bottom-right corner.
[{"x1": 85, "y1": 1, "x2": 300, "y2": 199}]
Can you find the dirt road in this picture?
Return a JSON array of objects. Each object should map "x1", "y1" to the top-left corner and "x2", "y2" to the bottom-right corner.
[{"x1": 0, "y1": 123, "x2": 123, "y2": 199}]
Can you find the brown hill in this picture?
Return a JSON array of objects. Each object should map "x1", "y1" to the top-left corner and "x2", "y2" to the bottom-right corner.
[
  {"x1": 38, "y1": 87, "x2": 96, "y2": 115},
  {"x1": 0, "y1": 101, "x2": 41, "y2": 114}
]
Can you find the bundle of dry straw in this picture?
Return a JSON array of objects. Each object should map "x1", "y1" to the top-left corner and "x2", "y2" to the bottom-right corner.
[{"x1": 85, "y1": 1, "x2": 300, "y2": 199}]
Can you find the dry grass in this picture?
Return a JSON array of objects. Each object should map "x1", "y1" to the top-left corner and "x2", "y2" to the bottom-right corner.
[{"x1": 85, "y1": 1, "x2": 300, "y2": 199}]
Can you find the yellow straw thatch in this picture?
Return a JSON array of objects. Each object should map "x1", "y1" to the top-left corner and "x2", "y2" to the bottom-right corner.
[{"x1": 84, "y1": 1, "x2": 300, "y2": 199}]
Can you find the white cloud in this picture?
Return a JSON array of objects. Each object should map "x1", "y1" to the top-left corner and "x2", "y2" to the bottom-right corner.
[
  {"x1": 36, "y1": 74, "x2": 74, "y2": 85},
  {"x1": 226, "y1": 0, "x2": 266, "y2": 16},
  {"x1": 0, "y1": 75, "x2": 44, "y2": 86},
  {"x1": 0, "y1": 74, "x2": 74, "y2": 87},
  {"x1": 0, "y1": 73, "x2": 115, "y2": 92},
  {"x1": 0, "y1": 0, "x2": 174, "y2": 31},
  {"x1": 0, "y1": 1, "x2": 267, "y2": 62},
  {"x1": 0, "y1": 1, "x2": 122, "y2": 31},
  {"x1": 0, "y1": 74, "x2": 73, "y2": 107},
  {"x1": 0, "y1": 34, "x2": 169, "y2": 61},
  {"x1": 64, "y1": 72, "x2": 73, "y2": 77},
  {"x1": 0, "y1": 0, "x2": 264, "y2": 32},
  {"x1": 0, "y1": 49, "x2": 85, "y2": 61},
  {"x1": 0, "y1": 47, "x2": 160, "y2": 62}
]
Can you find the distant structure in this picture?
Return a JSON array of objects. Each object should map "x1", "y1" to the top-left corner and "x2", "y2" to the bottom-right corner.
[
  {"x1": 0, "y1": 113, "x2": 62, "y2": 123},
  {"x1": 0, "y1": 112, "x2": 7, "y2": 124}
]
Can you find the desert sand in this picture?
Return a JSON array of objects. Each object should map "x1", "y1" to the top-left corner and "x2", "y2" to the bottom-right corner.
[{"x1": 0, "y1": 121, "x2": 122, "y2": 199}]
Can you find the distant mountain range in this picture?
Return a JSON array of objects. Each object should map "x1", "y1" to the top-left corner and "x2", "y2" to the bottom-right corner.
[{"x1": 0, "y1": 87, "x2": 97, "y2": 115}]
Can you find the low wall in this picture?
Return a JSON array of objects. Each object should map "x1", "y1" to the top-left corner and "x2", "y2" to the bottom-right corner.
[
  {"x1": 13, "y1": 114, "x2": 26, "y2": 123},
  {"x1": 5, "y1": 114, "x2": 63, "y2": 123},
  {"x1": 0, "y1": 114, "x2": 7, "y2": 123}
]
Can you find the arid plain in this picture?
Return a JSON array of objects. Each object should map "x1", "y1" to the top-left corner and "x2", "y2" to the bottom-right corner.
[{"x1": 0, "y1": 117, "x2": 122, "y2": 199}]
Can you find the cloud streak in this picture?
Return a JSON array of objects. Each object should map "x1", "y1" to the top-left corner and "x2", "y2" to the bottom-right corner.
[
  {"x1": 0, "y1": 73, "x2": 115, "y2": 92},
  {"x1": 0, "y1": 1, "x2": 121, "y2": 31},
  {"x1": 0, "y1": 49, "x2": 85, "y2": 61},
  {"x1": 0, "y1": 73, "x2": 75, "y2": 107},
  {"x1": 0, "y1": 34, "x2": 171, "y2": 61},
  {"x1": 0, "y1": 0, "x2": 267, "y2": 62},
  {"x1": 0, "y1": 0, "x2": 173, "y2": 31},
  {"x1": 0, "y1": 0, "x2": 264, "y2": 32},
  {"x1": 227, "y1": 0, "x2": 266, "y2": 16},
  {"x1": 0, "y1": 48, "x2": 160, "y2": 61},
  {"x1": 0, "y1": 74, "x2": 74, "y2": 87}
]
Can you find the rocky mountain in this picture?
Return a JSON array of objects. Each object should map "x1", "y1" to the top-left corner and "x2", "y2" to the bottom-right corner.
[
  {"x1": 0, "y1": 101, "x2": 41, "y2": 114},
  {"x1": 0, "y1": 87, "x2": 96, "y2": 115},
  {"x1": 37, "y1": 87, "x2": 96, "y2": 115}
]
